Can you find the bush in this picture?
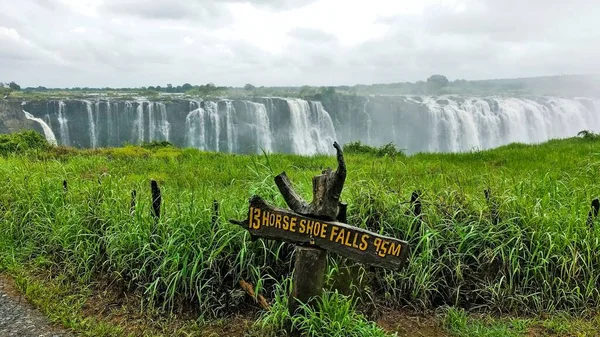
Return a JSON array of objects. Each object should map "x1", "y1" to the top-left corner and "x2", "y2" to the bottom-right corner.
[
  {"x1": 0, "y1": 131, "x2": 49, "y2": 155},
  {"x1": 140, "y1": 140, "x2": 174, "y2": 150},
  {"x1": 344, "y1": 141, "x2": 404, "y2": 157},
  {"x1": 577, "y1": 130, "x2": 600, "y2": 140},
  {"x1": 255, "y1": 285, "x2": 393, "y2": 337}
]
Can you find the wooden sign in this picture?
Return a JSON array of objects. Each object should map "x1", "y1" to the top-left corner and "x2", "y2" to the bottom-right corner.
[{"x1": 232, "y1": 195, "x2": 409, "y2": 270}]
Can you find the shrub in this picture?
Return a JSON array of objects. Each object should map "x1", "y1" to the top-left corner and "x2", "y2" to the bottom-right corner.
[
  {"x1": 577, "y1": 130, "x2": 600, "y2": 140},
  {"x1": 140, "y1": 140, "x2": 174, "y2": 150},
  {"x1": 344, "y1": 141, "x2": 404, "y2": 157},
  {"x1": 0, "y1": 131, "x2": 49, "y2": 155}
]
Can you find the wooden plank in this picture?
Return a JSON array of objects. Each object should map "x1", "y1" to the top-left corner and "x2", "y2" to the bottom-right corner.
[{"x1": 231, "y1": 196, "x2": 409, "y2": 270}]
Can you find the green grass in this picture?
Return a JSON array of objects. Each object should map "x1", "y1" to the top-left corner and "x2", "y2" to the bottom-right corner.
[{"x1": 2, "y1": 132, "x2": 600, "y2": 335}]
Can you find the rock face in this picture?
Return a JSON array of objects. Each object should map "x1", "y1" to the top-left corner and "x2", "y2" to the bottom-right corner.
[
  {"x1": 0, "y1": 101, "x2": 41, "y2": 135},
  {"x1": 2, "y1": 95, "x2": 599, "y2": 154}
]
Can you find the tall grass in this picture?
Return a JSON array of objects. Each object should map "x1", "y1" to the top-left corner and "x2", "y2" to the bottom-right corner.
[{"x1": 1, "y1": 132, "x2": 600, "y2": 322}]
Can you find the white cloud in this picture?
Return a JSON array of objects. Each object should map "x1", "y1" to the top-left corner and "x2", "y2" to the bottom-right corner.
[
  {"x1": 71, "y1": 26, "x2": 87, "y2": 34},
  {"x1": 0, "y1": 0, "x2": 599, "y2": 87}
]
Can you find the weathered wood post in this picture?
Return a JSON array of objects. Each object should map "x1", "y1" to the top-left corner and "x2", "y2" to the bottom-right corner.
[
  {"x1": 338, "y1": 202, "x2": 348, "y2": 223},
  {"x1": 151, "y1": 180, "x2": 161, "y2": 224},
  {"x1": 587, "y1": 198, "x2": 599, "y2": 229},
  {"x1": 274, "y1": 142, "x2": 346, "y2": 314}
]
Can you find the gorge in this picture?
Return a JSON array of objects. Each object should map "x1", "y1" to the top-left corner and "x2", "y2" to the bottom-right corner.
[{"x1": 7, "y1": 95, "x2": 600, "y2": 155}]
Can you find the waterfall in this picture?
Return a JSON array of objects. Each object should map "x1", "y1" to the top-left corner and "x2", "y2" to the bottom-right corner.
[
  {"x1": 148, "y1": 102, "x2": 156, "y2": 141},
  {"x1": 416, "y1": 96, "x2": 600, "y2": 152},
  {"x1": 134, "y1": 102, "x2": 144, "y2": 143},
  {"x1": 224, "y1": 101, "x2": 236, "y2": 153},
  {"x1": 363, "y1": 97, "x2": 372, "y2": 144},
  {"x1": 285, "y1": 98, "x2": 337, "y2": 155},
  {"x1": 245, "y1": 101, "x2": 273, "y2": 153},
  {"x1": 106, "y1": 101, "x2": 113, "y2": 146},
  {"x1": 57, "y1": 101, "x2": 70, "y2": 146},
  {"x1": 84, "y1": 100, "x2": 98, "y2": 148},
  {"x1": 156, "y1": 102, "x2": 170, "y2": 141},
  {"x1": 23, "y1": 110, "x2": 57, "y2": 145},
  {"x1": 17, "y1": 96, "x2": 600, "y2": 154},
  {"x1": 186, "y1": 101, "x2": 219, "y2": 150}
]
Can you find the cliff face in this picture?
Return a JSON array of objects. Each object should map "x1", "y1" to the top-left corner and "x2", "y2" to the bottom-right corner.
[
  {"x1": 0, "y1": 100, "x2": 41, "y2": 135},
  {"x1": 2, "y1": 95, "x2": 599, "y2": 154}
]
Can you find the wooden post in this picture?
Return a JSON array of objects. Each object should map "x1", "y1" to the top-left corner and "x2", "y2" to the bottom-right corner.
[
  {"x1": 289, "y1": 246, "x2": 327, "y2": 315},
  {"x1": 130, "y1": 189, "x2": 137, "y2": 216},
  {"x1": 587, "y1": 198, "x2": 599, "y2": 229},
  {"x1": 337, "y1": 202, "x2": 348, "y2": 223},
  {"x1": 151, "y1": 180, "x2": 161, "y2": 223}
]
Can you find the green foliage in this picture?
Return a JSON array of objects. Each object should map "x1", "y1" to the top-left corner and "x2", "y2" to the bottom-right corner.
[
  {"x1": 2, "y1": 135, "x2": 600, "y2": 334},
  {"x1": 0, "y1": 130, "x2": 50, "y2": 154},
  {"x1": 0, "y1": 87, "x2": 13, "y2": 97},
  {"x1": 344, "y1": 141, "x2": 404, "y2": 157},
  {"x1": 256, "y1": 286, "x2": 393, "y2": 337},
  {"x1": 577, "y1": 130, "x2": 600, "y2": 140},
  {"x1": 443, "y1": 308, "x2": 527, "y2": 337},
  {"x1": 427, "y1": 74, "x2": 449, "y2": 88},
  {"x1": 9, "y1": 81, "x2": 21, "y2": 90},
  {"x1": 185, "y1": 83, "x2": 227, "y2": 97},
  {"x1": 140, "y1": 140, "x2": 174, "y2": 150},
  {"x1": 292, "y1": 291, "x2": 393, "y2": 337}
]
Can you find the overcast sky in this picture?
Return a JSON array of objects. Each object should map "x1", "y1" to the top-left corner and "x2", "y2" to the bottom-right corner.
[{"x1": 1, "y1": 0, "x2": 599, "y2": 88}]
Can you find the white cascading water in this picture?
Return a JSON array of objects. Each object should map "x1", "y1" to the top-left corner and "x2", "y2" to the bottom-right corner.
[
  {"x1": 363, "y1": 97, "x2": 372, "y2": 144},
  {"x1": 186, "y1": 101, "x2": 220, "y2": 150},
  {"x1": 57, "y1": 101, "x2": 70, "y2": 146},
  {"x1": 148, "y1": 102, "x2": 155, "y2": 142},
  {"x1": 223, "y1": 101, "x2": 236, "y2": 153},
  {"x1": 106, "y1": 101, "x2": 113, "y2": 145},
  {"x1": 22, "y1": 109, "x2": 57, "y2": 145},
  {"x1": 134, "y1": 102, "x2": 144, "y2": 143},
  {"x1": 155, "y1": 102, "x2": 170, "y2": 141},
  {"x1": 244, "y1": 101, "x2": 273, "y2": 153},
  {"x1": 84, "y1": 100, "x2": 98, "y2": 148},
  {"x1": 44, "y1": 114, "x2": 52, "y2": 129},
  {"x1": 415, "y1": 96, "x2": 600, "y2": 152},
  {"x1": 23, "y1": 96, "x2": 600, "y2": 154},
  {"x1": 285, "y1": 98, "x2": 337, "y2": 155}
]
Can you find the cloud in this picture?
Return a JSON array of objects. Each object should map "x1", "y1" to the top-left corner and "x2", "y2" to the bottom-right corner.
[
  {"x1": 287, "y1": 28, "x2": 338, "y2": 43},
  {"x1": 0, "y1": 0, "x2": 599, "y2": 87},
  {"x1": 226, "y1": 0, "x2": 318, "y2": 10}
]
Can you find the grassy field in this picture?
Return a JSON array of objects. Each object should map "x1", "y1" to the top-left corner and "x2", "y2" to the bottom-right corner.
[{"x1": 1, "y1": 131, "x2": 600, "y2": 336}]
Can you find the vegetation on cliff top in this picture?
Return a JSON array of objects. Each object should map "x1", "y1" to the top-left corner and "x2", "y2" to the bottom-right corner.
[{"x1": 4, "y1": 74, "x2": 598, "y2": 101}]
